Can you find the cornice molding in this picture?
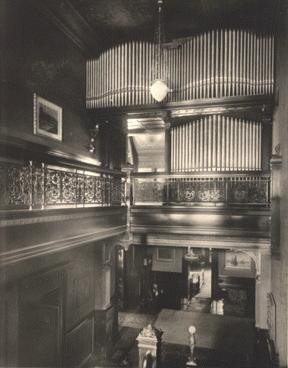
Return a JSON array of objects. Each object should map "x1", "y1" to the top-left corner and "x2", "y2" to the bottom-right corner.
[
  {"x1": 132, "y1": 232, "x2": 271, "y2": 250},
  {"x1": 93, "y1": 95, "x2": 274, "y2": 123},
  {"x1": 131, "y1": 224, "x2": 270, "y2": 239},
  {"x1": 0, "y1": 207, "x2": 126, "y2": 228}
]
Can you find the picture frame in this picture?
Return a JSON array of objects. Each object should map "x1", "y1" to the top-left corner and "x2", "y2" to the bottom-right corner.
[
  {"x1": 33, "y1": 93, "x2": 62, "y2": 141},
  {"x1": 218, "y1": 250, "x2": 255, "y2": 278},
  {"x1": 224, "y1": 251, "x2": 251, "y2": 271}
]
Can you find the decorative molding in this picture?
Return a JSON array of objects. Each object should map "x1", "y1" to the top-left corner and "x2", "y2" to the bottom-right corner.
[
  {"x1": 0, "y1": 207, "x2": 125, "y2": 228},
  {"x1": 94, "y1": 95, "x2": 274, "y2": 123},
  {"x1": 137, "y1": 324, "x2": 162, "y2": 340},
  {"x1": 132, "y1": 232, "x2": 271, "y2": 250},
  {"x1": 131, "y1": 225, "x2": 270, "y2": 239},
  {"x1": 270, "y1": 154, "x2": 282, "y2": 168},
  {"x1": 0, "y1": 225, "x2": 127, "y2": 265}
]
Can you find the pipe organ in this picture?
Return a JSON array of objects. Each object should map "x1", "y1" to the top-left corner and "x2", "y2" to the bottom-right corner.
[
  {"x1": 171, "y1": 116, "x2": 262, "y2": 172},
  {"x1": 86, "y1": 30, "x2": 274, "y2": 108}
]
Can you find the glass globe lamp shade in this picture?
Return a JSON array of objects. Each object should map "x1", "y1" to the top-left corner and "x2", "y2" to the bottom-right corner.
[{"x1": 150, "y1": 79, "x2": 170, "y2": 102}]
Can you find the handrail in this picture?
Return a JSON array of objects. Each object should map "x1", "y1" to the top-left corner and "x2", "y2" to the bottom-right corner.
[
  {"x1": 132, "y1": 171, "x2": 271, "y2": 179},
  {"x1": 132, "y1": 172, "x2": 270, "y2": 207}
]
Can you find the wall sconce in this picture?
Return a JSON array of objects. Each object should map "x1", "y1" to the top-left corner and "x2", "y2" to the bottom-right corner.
[{"x1": 89, "y1": 124, "x2": 99, "y2": 153}]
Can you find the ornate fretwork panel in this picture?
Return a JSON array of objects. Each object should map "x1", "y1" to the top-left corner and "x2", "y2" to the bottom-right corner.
[
  {"x1": 133, "y1": 179, "x2": 166, "y2": 204},
  {"x1": 132, "y1": 174, "x2": 270, "y2": 206},
  {"x1": 168, "y1": 178, "x2": 225, "y2": 203},
  {"x1": 0, "y1": 161, "x2": 126, "y2": 211},
  {"x1": 0, "y1": 163, "x2": 31, "y2": 209},
  {"x1": 227, "y1": 176, "x2": 270, "y2": 204}
]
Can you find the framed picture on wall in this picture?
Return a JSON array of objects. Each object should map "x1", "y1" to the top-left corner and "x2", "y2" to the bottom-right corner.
[
  {"x1": 224, "y1": 251, "x2": 251, "y2": 270},
  {"x1": 219, "y1": 250, "x2": 255, "y2": 278},
  {"x1": 33, "y1": 93, "x2": 62, "y2": 141}
]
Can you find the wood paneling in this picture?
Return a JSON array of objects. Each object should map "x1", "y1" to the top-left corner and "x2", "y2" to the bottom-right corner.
[
  {"x1": 0, "y1": 207, "x2": 127, "y2": 265},
  {"x1": 65, "y1": 316, "x2": 94, "y2": 367},
  {"x1": 132, "y1": 206, "x2": 270, "y2": 239}
]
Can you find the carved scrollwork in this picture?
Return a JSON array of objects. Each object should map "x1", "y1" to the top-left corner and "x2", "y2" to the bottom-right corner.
[
  {"x1": 45, "y1": 168, "x2": 62, "y2": 205},
  {"x1": 228, "y1": 179, "x2": 268, "y2": 204},
  {"x1": 134, "y1": 180, "x2": 165, "y2": 204},
  {"x1": 4, "y1": 165, "x2": 31, "y2": 208},
  {"x1": 132, "y1": 175, "x2": 270, "y2": 207},
  {"x1": 85, "y1": 175, "x2": 96, "y2": 204},
  {"x1": 62, "y1": 172, "x2": 77, "y2": 204},
  {"x1": 0, "y1": 160, "x2": 126, "y2": 210},
  {"x1": 168, "y1": 180, "x2": 225, "y2": 203}
]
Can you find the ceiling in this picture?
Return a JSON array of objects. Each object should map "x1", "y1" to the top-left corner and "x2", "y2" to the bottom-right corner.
[{"x1": 68, "y1": 0, "x2": 279, "y2": 50}]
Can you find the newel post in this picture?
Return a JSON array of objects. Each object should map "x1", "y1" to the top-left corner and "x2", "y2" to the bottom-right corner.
[{"x1": 136, "y1": 324, "x2": 162, "y2": 368}]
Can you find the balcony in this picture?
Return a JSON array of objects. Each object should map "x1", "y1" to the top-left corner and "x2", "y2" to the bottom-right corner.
[
  {"x1": 132, "y1": 172, "x2": 270, "y2": 208},
  {"x1": 130, "y1": 172, "x2": 271, "y2": 248},
  {"x1": 0, "y1": 159, "x2": 127, "y2": 265}
]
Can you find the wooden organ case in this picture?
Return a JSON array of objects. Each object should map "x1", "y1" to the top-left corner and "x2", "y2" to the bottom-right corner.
[{"x1": 86, "y1": 28, "x2": 274, "y2": 207}]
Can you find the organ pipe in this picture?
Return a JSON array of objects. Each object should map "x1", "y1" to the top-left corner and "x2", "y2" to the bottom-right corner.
[
  {"x1": 86, "y1": 30, "x2": 275, "y2": 108},
  {"x1": 170, "y1": 116, "x2": 262, "y2": 172}
]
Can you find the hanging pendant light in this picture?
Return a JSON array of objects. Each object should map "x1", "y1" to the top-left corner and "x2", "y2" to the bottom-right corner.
[
  {"x1": 150, "y1": 79, "x2": 170, "y2": 102},
  {"x1": 150, "y1": 0, "x2": 170, "y2": 102}
]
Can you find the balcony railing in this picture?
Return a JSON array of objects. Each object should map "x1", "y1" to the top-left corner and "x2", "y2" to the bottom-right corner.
[
  {"x1": 0, "y1": 160, "x2": 126, "y2": 210},
  {"x1": 132, "y1": 172, "x2": 270, "y2": 207}
]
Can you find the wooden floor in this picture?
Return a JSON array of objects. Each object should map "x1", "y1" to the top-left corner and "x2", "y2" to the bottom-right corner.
[{"x1": 155, "y1": 309, "x2": 255, "y2": 357}]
